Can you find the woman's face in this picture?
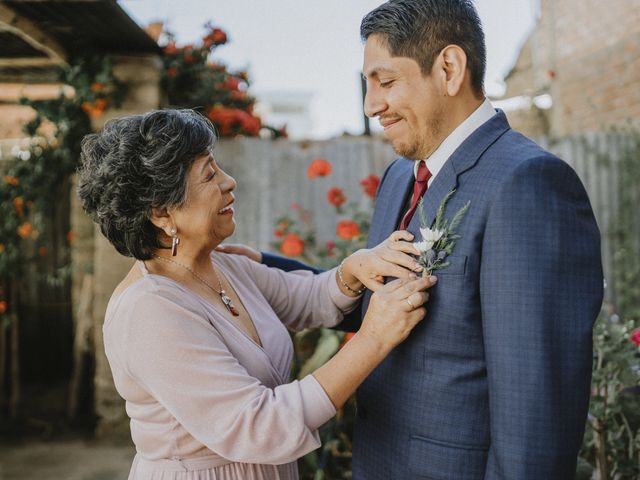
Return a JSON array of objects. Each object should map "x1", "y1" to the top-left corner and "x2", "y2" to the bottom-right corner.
[{"x1": 171, "y1": 152, "x2": 237, "y2": 250}]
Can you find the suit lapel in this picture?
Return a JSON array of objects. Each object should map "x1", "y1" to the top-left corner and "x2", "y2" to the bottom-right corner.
[
  {"x1": 369, "y1": 159, "x2": 414, "y2": 246},
  {"x1": 408, "y1": 110, "x2": 511, "y2": 231}
]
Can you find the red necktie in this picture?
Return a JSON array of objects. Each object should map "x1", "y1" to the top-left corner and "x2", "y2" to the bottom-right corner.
[{"x1": 399, "y1": 161, "x2": 432, "y2": 230}]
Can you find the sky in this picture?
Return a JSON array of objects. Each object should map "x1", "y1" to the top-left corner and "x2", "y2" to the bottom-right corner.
[{"x1": 119, "y1": 0, "x2": 538, "y2": 139}]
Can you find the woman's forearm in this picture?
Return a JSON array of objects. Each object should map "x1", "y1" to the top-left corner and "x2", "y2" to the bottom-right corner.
[{"x1": 312, "y1": 331, "x2": 390, "y2": 409}]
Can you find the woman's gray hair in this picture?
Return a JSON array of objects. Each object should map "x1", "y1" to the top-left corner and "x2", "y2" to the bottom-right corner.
[{"x1": 77, "y1": 109, "x2": 216, "y2": 260}]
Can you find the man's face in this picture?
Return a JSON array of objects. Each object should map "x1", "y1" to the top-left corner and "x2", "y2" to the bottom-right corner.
[{"x1": 363, "y1": 34, "x2": 446, "y2": 160}]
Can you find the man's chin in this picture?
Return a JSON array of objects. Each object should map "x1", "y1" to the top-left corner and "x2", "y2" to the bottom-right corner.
[{"x1": 391, "y1": 140, "x2": 423, "y2": 160}]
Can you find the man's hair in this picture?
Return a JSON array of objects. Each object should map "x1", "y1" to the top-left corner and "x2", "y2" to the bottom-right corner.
[
  {"x1": 361, "y1": 0, "x2": 486, "y2": 96},
  {"x1": 77, "y1": 109, "x2": 216, "y2": 260}
]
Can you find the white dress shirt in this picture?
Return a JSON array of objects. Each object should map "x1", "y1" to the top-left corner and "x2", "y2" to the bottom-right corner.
[{"x1": 414, "y1": 98, "x2": 496, "y2": 185}]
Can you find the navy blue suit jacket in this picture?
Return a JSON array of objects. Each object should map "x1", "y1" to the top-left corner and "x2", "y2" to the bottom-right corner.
[{"x1": 264, "y1": 112, "x2": 603, "y2": 479}]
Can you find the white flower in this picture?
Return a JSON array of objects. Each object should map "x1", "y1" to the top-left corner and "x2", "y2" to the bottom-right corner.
[
  {"x1": 413, "y1": 241, "x2": 431, "y2": 253},
  {"x1": 418, "y1": 227, "x2": 444, "y2": 249}
]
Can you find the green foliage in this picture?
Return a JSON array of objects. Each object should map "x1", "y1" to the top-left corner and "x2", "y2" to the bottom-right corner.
[
  {"x1": 271, "y1": 164, "x2": 378, "y2": 479},
  {"x1": 578, "y1": 129, "x2": 640, "y2": 479},
  {"x1": 0, "y1": 56, "x2": 125, "y2": 318}
]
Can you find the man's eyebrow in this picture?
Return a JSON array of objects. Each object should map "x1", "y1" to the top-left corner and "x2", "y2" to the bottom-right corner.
[{"x1": 362, "y1": 67, "x2": 396, "y2": 80}]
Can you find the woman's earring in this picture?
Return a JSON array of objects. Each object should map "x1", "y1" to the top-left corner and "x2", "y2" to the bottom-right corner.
[{"x1": 170, "y1": 228, "x2": 180, "y2": 256}]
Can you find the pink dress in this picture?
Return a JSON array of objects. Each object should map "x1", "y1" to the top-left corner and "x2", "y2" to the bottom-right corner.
[{"x1": 103, "y1": 252, "x2": 358, "y2": 480}]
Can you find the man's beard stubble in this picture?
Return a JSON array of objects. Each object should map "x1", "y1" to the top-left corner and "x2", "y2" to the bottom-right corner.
[{"x1": 391, "y1": 113, "x2": 444, "y2": 161}]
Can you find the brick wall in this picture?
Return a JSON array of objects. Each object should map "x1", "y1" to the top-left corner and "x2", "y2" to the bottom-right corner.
[{"x1": 504, "y1": 0, "x2": 640, "y2": 136}]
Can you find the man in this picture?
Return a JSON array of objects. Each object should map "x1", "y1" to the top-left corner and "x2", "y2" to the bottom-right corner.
[{"x1": 226, "y1": 1, "x2": 603, "y2": 477}]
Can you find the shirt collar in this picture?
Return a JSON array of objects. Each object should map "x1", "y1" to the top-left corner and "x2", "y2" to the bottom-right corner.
[{"x1": 414, "y1": 98, "x2": 495, "y2": 183}]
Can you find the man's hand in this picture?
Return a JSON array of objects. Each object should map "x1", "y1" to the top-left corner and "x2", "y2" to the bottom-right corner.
[{"x1": 215, "y1": 243, "x2": 262, "y2": 263}]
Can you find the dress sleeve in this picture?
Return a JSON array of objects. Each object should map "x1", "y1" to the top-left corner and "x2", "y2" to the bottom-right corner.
[
  {"x1": 229, "y1": 253, "x2": 360, "y2": 331},
  {"x1": 122, "y1": 289, "x2": 336, "y2": 465}
]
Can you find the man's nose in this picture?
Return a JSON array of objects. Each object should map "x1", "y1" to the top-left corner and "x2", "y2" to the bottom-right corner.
[{"x1": 363, "y1": 85, "x2": 385, "y2": 118}]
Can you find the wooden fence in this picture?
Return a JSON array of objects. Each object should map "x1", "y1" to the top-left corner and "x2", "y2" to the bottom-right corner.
[{"x1": 216, "y1": 133, "x2": 637, "y2": 306}]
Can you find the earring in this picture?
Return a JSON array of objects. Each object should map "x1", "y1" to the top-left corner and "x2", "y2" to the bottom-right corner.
[{"x1": 170, "y1": 228, "x2": 180, "y2": 256}]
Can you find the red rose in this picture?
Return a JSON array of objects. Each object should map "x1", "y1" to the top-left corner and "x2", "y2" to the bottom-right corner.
[
  {"x1": 336, "y1": 219, "x2": 360, "y2": 240},
  {"x1": 203, "y1": 28, "x2": 228, "y2": 47},
  {"x1": 220, "y1": 77, "x2": 240, "y2": 91},
  {"x1": 0, "y1": 300, "x2": 6, "y2": 315},
  {"x1": 327, "y1": 187, "x2": 346, "y2": 208},
  {"x1": 360, "y1": 174, "x2": 381, "y2": 198},
  {"x1": 631, "y1": 329, "x2": 640, "y2": 347},
  {"x1": 167, "y1": 67, "x2": 178, "y2": 77},
  {"x1": 274, "y1": 228, "x2": 284, "y2": 238},
  {"x1": 280, "y1": 233, "x2": 305, "y2": 257},
  {"x1": 238, "y1": 111, "x2": 261, "y2": 136},
  {"x1": 307, "y1": 159, "x2": 332, "y2": 179}
]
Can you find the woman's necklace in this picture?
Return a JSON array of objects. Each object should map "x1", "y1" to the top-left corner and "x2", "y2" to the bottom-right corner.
[{"x1": 152, "y1": 255, "x2": 240, "y2": 316}]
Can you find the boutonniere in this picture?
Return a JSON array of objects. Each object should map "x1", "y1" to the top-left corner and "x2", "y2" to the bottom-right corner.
[{"x1": 413, "y1": 189, "x2": 470, "y2": 276}]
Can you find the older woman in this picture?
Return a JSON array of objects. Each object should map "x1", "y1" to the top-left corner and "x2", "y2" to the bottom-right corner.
[{"x1": 78, "y1": 109, "x2": 434, "y2": 480}]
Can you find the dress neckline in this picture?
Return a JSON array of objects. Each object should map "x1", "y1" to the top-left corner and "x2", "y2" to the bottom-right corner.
[{"x1": 137, "y1": 256, "x2": 264, "y2": 349}]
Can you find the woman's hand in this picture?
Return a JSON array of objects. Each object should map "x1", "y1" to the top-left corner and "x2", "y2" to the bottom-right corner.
[
  {"x1": 340, "y1": 230, "x2": 423, "y2": 293},
  {"x1": 359, "y1": 274, "x2": 436, "y2": 352}
]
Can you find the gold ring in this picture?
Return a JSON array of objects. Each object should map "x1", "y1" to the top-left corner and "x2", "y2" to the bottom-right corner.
[{"x1": 406, "y1": 298, "x2": 415, "y2": 309}]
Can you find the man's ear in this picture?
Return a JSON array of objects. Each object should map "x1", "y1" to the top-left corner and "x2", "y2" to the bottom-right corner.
[
  {"x1": 149, "y1": 206, "x2": 173, "y2": 236},
  {"x1": 439, "y1": 45, "x2": 468, "y2": 97}
]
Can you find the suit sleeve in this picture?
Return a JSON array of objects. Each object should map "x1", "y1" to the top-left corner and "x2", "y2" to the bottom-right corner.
[
  {"x1": 262, "y1": 252, "x2": 323, "y2": 274},
  {"x1": 480, "y1": 156, "x2": 603, "y2": 478}
]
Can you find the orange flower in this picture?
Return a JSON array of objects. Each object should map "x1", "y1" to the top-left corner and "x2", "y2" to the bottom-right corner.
[
  {"x1": 336, "y1": 219, "x2": 360, "y2": 240},
  {"x1": 81, "y1": 101, "x2": 105, "y2": 118},
  {"x1": 0, "y1": 244, "x2": 5, "y2": 254},
  {"x1": 231, "y1": 90, "x2": 247, "y2": 101},
  {"x1": 164, "y1": 42, "x2": 179, "y2": 55},
  {"x1": 327, "y1": 187, "x2": 346, "y2": 208},
  {"x1": 280, "y1": 233, "x2": 305, "y2": 257},
  {"x1": 17, "y1": 222, "x2": 33, "y2": 239},
  {"x1": 13, "y1": 196, "x2": 24, "y2": 216},
  {"x1": 66, "y1": 231, "x2": 75, "y2": 243},
  {"x1": 360, "y1": 174, "x2": 381, "y2": 198},
  {"x1": 94, "y1": 98, "x2": 108, "y2": 111},
  {"x1": 183, "y1": 54, "x2": 195, "y2": 64},
  {"x1": 38, "y1": 246, "x2": 48, "y2": 257},
  {"x1": 219, "y1": 77, "x2": 240, "y2": 91},
  {"x1": 203, "y1": 28, "x2": 227, "y2": 47},
  {"x1": 90, "y1": 82, "x2": 105, "y2": 92},
  {"x1": 167, "y1": 67, "x2": 178, "y2": 77},
  {"x1": 307, "y1": 159, "x2": 332, "y2": 179},
  {"x1": 4, "y1": 175, "x2": 19, "y2": 186},
  {"x1": 0, "y1": 301, "x2": 7, "y2": 315}
]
